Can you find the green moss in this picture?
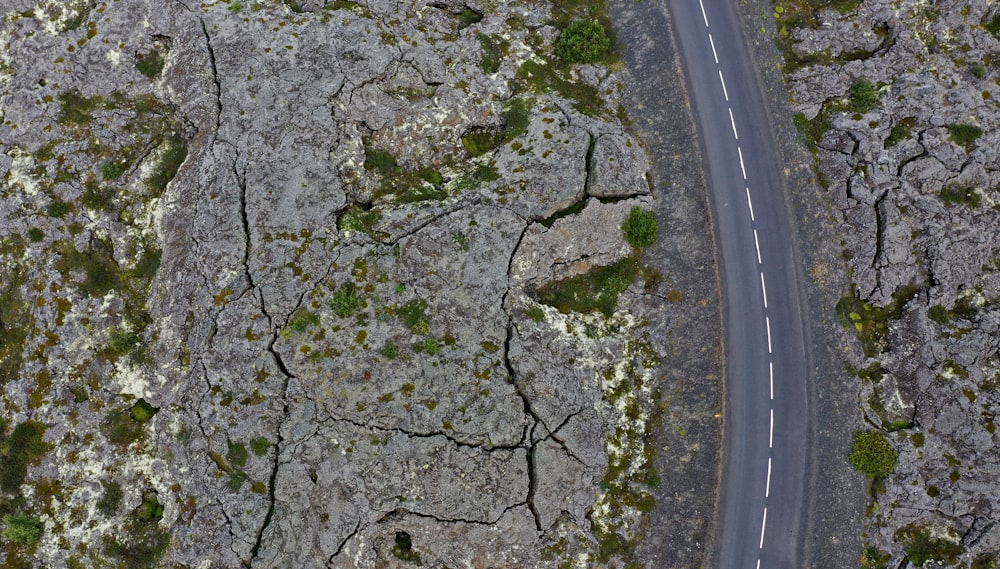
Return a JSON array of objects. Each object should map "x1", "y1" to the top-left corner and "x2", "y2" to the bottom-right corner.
[
  {"x1": 337, "y1": 204, "x2": 382, "y2": 235},
  {"x1": 46, "y1": 198, "x2": 72, "y2": 218},
  {"x1": 382, "y1": 342, "x2": 399, "y2": 359},
  {"x1": 884, "y1": 118, "x2": 915, "y2": 148},
  {"x1": 414, "y1": 337, "x2": 440, "y2": 355},
  {"x1": 101, "y1": 408, "x2": 146, "y2": 448},
  {"x1": 793, "y1": 110, "x2": 831, "y2": 148},
  {"x1": 96, "y1": 480, "x2": 124, "y2": 517},
  {"x1": 948, "y1": 123, "x2": 982, "y2": 150},
  {"x1": 515, "y1": 59, "x2": 604, "y2": 116},
  {"x1": 330, "y1": 282, "x2": 361, "y2": 319},
  {"x1": 849, "y1": 430, "x2": 898, "y2": 479},
  {"x1": 227, "y1": 441, "x2": 249, "y2": 468},
  {"x1": 622, "y1": 207, "x2": 658, "y2": 249},
  {"x1": 100, "y1": 160, "x2": 129, "y2": 180},
  {"x1": 250, "y1": 437, "x2": 271, "y2": 457},
  {"x1": 939, "y1": 185, "x2": 981, "y2": 208},
  {"x1": 984, "y1": 14, "x2": 1000, "y2": 39},
  {"x1": 895, "y1": 524, "x2": 964, "y2": 567},
  {"x1": 533, "y1": 255, "x2": 639, "y2": 317},
  {"x1": 861, "y1": 545, "x2": 891, "y2": 569},
  {"x1": 135, "y1": 50, "x2": 166, "y2": 79},
  {"x1": 130, "y1": 399, "x2": 158, "y2": 422},
  {"x1": 58, "y1": 90, "x2": 101, "y2": 125},
  {"x1": 2, "y1": 513, "x2": 43, "y2": 544},
  {"x1": 846, "y1": 79, "x2": 879, "y2": 113},
  {"x1": 526, "y1": 306, "x2": 546, "y2": 322},
  {"x1": 288, "y1": 307, "x2": 321, "y2": 331},
  {"x1": 397, "y1": 299, "x2": 429, "y2": 332},
  {"x1": 26, "y1": 228, "x2": 44, "y2": 242},
  {"x1": 910, "y1": 432, "x2": 925, "y2": 448},
  {"x1": 835, "y1": 286, "x2": 918, "y2": 357},
  {"x1": 391, "y1": 531, "x2": 422, "y2": 564},
  {"x1": 146, "y1": 134, "x2": 187, "y2": 192},
  {"x1": 0, "y1": 420, "x2": 50, "y2": 494},
  {"x1": 478, "y1": 33, "x2": 503, "y2": 74}
]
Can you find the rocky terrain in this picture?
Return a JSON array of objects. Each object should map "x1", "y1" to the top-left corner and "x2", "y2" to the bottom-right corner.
[
  {"x1": 0, "y1": 0, "x2": 724, "y2": 567},
  {"x1": 776, "y1": 0, "x2": 1000, "y2": 566}
]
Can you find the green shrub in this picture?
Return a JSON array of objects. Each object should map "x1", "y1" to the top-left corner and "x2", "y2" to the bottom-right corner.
[
  {"x1": 330, "y1": 283, "x2": 361, "y2": 319},
  {"x1": 526, "y1": 306, "x2": 546, "y2": 322},
  {"x1": 478, "y1": 33, "x2": 502, "y2": 74},
  {"x1": 46, "y1": 199, "x2": 72, "y2": 218},
  {"x1": 0, "y1": 420, "x2": 50, "y2": 493},
  {"x1": 146, "y1": 135, "x2": 187, "y2": 192},
  {"x1": 391, "y1": 531, "x2": 422, "y2": 564},
  {"x1": 130, "y1": 399, "x2": 158, "y2": 422},
  {"x1": 849, "y1": 430, "x2": 898, "y2": 479},
  {"x1": 861, "y1": 545, "x2": 890, "y2": 569},
  {"x1": 555, "y1": 20, "x2": 611, "y2": 64},
  {"x1": 337, "y1": 204, "x2": 382, "y2": 235},
  {"x1": 622, "y1": 207, "x2": 658, "y2": 249},
  {"x1": 227, "y1": 441, "x2": 248, "y2": 468},
  {"x1": 533, "y1": 255, "x2": 639, "y2": 317},
  {"x1": 288, "y1": 307, "x2": 321, "y2": 331},
  {"x1": 102, "y1": 409, "x2": 146, "y2": 447},
  {"x1": 415, "y1": 337, "x2": 440, "y2": 355},
  {"x1": 896, "y1": 524, "x2": 964, "y2": 567},
  {"x1": 847, "y1": 79, "x2": 879, "y2": 113},
  {"x1": 96, "y1": 480, "x2": 124, "y2": 517},
  {"x1": 397, "y1": 299, "x2": 429, "y2": 332},
  {"x1": 793, "y1": 110, "x2": 831, "y2": 147},
  {"x1": 250, "y1": 437, "x2": 271, "y2": 456},
  {"x1": 948, "y1": 123, "x2": 982, "y2": 149},
  {"x1": 2, "y1": 513, "x2": 43, "y2": 544},
  {"x1": 927, "y1": 304, "x2": 949, "y2": 324},
  {"x1": 884, "y1": 118, "x2": 914, "y2": 148},
  {"x1": 382, "y1": 342, "x2": 399, "y2": 359},
  {"x1": 984, "y1": 14, "x2": 1000, "y2": 39},
  {"x1": 939, "y1": 185, "x2": 981, "y2": 208},
  {"x1": 101, "y1": 160, "x2": 129, "y2": 180},
  {"x1": 27, "y1": 228, "x2": 44, "y2": 242},
  {"x1": 135, "y1": 50, "x2": 165, "y2": 80}
]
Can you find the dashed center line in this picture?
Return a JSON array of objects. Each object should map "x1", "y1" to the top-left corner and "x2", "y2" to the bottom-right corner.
[
  {"x1": 760, "y1": 271, "x2": 768, "y2": 308},
  {"x1": 700, "y1": 5, "x2": 779, "y2": 565}
]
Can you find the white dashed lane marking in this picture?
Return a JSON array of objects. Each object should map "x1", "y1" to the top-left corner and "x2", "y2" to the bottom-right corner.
[{"x1": 700, "y1": 6, "x2": 780, "y2": 564}]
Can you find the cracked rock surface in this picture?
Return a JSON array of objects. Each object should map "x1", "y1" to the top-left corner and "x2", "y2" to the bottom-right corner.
[
  {"x1": 781, "y1": 1, "x2": 1000, "y2": 566},
  {"x1": 0, "y1": 0, "x2": 679, "y2": 567}
]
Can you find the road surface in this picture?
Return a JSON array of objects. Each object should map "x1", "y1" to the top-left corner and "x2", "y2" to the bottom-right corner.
[{"x1": 664, "y1": 1, "x2": 812, "y2": 567}]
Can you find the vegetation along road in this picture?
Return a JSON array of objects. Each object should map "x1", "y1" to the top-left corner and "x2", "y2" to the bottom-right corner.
[{"x1": 665, "y1": 1, "x2": 813, "y2": 567}]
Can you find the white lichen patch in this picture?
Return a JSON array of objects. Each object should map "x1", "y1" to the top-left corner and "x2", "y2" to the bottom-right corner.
[
  {"x1": 5, "y1": 149, "x2": 43, "y2": 197},
  {"x1": 104, "y1": 47, "x2": 122, "y2": 66}
]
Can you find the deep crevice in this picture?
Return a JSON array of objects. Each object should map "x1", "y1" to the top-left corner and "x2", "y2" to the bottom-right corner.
[{"x1": 198, "y1": 18, "x2": 223, "y2": 134}]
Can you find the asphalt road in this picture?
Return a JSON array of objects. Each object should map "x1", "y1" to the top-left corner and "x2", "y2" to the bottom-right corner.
[{"x1": 663, "y1": 1, "x2": 812, "y2": 567}]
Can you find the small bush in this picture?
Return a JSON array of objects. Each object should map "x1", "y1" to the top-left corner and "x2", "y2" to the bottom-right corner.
[
  {"x1": 227, "y1": 441, "x2": 248, "y2": 468},
  {"x1": 46, "y1": 199, "x2": 72, "y2": 218},
  {"x1": 146, "y1": 135, "x2": 188, "y2": 192},
  {"x1": 2, "y1": 513, "x2": 43, "y2": 544},
  {"x1": 526, "y1": 306, "x2": 546, "y2": 322},
  {"x1": 478, "y1": 33, "x2": 502, "y2": 74},
  {"x1": 330, "y1": 283, "x2": 361, "y2": 319},
  {"x1": 96, "y1": 480, "x2": 124, "y2": 517},
  {"x1": 130, "y1": 399, "x2": 158, "y2": 422},
  {"x1": 533, "y1": 255, "x2": 639, "y2": 317},
  {"x1": 556, "y1": 20, "x2": 611, "y2": 64},
  {"x1": 101, "y1": 160, "x2": 129, "y2": 180},
  {"x1": 250, "y1": 437, "x2": 271, "y2": 456},
  {"x1": 884, "y1": 118, "x2": 914, "y2": 148},
  {"x1": 397, "y1": 299, "x2": 429, "y2": 332},
  {"x1": 793, "y1": 110, "x2": 831, "y2": 147},
  {"x1": 896, "y1": 524, "x2": 964, "y2": 567},
  {"x1": 136, "y1": 52, "x2": 165, "y2": 79},
  {"x1": 849, "y1": 430, "x2": 898, "y2": 479},
  {"x1": 622, "y1": 207, "x2": 658, "y2": 249},
  {"x1": 948, "y1": 123, "x2": 982, "y2": 149},
  {"x1": 382, "y1": 342, "x2": 399, "y2": 359},
  {"x1": 392, "y1": 531, "x2": 422, "y2": 564},
  {"x1": 0, "y1": 420, "x2": 50, "y2": 493},
  {"x1": 984, "y1": 14, "x2": 1000, "y2": 39},
  {"x1": 847, "y1": 79, "x2": 879, "y2": 113},
  {"x1": 939, "y1": 185, "x2": 981, "y2": 208}
]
